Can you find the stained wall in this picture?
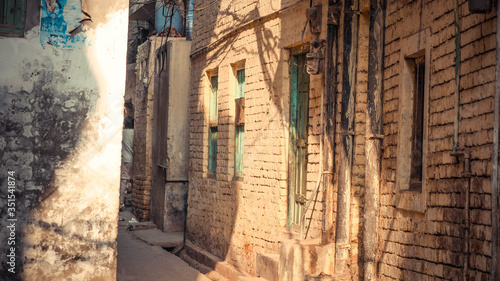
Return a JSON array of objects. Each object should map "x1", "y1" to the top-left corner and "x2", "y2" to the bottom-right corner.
[{"x1": 0, "y1": 1, "x2": 128, "y2": 279}]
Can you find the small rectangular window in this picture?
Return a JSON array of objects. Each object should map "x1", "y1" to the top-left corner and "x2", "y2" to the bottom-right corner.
[
  {"x1": 0, "y1": 0, "x2": 26, "y2": 37},
  {"x1": 396, "y1": 29, "x2": 430, "y2": 213},
  {"x1": 234, "y1": 68, "x2": 245, "y2": 177},
  {"x1": 409, "y1": 56, "x2": 425, "y2": 191},
  {"x1": 208, "y1": 74, "x2": 218, "y2": 174}
]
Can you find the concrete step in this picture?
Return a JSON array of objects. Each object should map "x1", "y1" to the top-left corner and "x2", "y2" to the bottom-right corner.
[
  {"x1": 178, "y1": 249, "x2": 213, "y2": 275},
  {"x1": 178, "y1": 251, "x2": 229, "y2": 281},
  {"x1": 206, "y1": 270, "x2": 231, "y2": 281},
  {"x1": 130, "y1": 229, "x2": 183, "y2": 248},
  {"x1": 126, "y1": 220, "x2": 156, "y2": 231},
  {"x1": 179, "y1": 240, "x2": 251, "y2": 281},
  {"x1": 279, "y1": 238, "x2": 335, "y2": 281},
  {"x1": 256, "y1": 253, "x2": 279, "y2": 281}
]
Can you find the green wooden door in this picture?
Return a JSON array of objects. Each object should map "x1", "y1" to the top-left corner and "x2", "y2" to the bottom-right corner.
[{"x1": 288, "y1": 54, "x2": 309, "y2": 228}]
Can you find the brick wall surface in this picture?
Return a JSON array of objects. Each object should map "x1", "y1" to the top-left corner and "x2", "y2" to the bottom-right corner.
[
  {"x1": 185, "y1": 0, "x2": 497, "y2": 278},
  {"x1": 187, "y1": 0, "x2": 330, "y2": 275},
  {"x1": 380, "y1": 0, "x2": 495, "y2": 280},
  {"x1": 132, "y1": 38, "x2": 164, "y2": 221}
]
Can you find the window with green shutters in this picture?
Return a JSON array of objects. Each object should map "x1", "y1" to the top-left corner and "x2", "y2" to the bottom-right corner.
[
  {"x1": 0, "y1": 0, "x2": 26, "y2": 37},
  {"x1": 288, "y1": 53, "x2": 309, "y2": 229},
  {"x1": 234, "y1": 68, "x2": 245, "y2": 178},
  {"x1": 208, "y1": 74, "x2": 218, "y2": 174}
]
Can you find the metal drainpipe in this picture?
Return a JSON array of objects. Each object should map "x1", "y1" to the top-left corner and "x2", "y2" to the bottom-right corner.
[
  {"x1": 322, "y1": 0, "x2": 341, "y2": 245},
  {"x1": 185, "y1": 0, "x2": 193, "y2": 40},
  {"x1": 450, "y1": 150, "x2": 471, "y2": 281},
  {"x1": 451, "y1": 1, "x2": 472, "y2": 279},
  {"x1": 363, "y1": 0, "x2": 385, "y2": 279},
  {"x1": 335, "y1": 0, "x2": 359, "y2": 273},
  {"x1": 492, "y1": 0, "x2": 500, "y2": 278}
]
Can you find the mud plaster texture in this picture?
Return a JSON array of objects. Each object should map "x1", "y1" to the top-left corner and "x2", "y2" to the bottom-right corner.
[{"x1": 0, "y1": 0, "x2": 128, "y2": 280}]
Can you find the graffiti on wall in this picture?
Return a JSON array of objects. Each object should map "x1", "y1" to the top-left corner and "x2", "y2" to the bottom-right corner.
[{"x1": 40, "y1": 0, "x2": 86, "y2": 49}]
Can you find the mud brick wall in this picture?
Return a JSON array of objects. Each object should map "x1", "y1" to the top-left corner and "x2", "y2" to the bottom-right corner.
[
  {"x1": 187, "y1": 0, "x2": 329, "y2": 275},
  {"x1": 324, "y1": 1, "x2": 372, "y2": 277},
  {"x1": 349, "y1": 2, "x2": 370, "y2": 276},
  {"x1": 380, "y1": 0, "x2": 495, "y2": 279},
  {"x1": 132, "y1": 38, "x2": 166, "y2": 221},
  {"x1": 132, "y1": 40, "x2": 152, "y2": 221}
]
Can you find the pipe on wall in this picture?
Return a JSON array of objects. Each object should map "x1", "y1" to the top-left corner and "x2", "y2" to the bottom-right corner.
[
  {"x1": 363, "y1": 0, "x2": 385, "y2": 279},
  {"x1": 450, "y1": 150, "x2": 472, "y2": 281},
  {"x1": 464, "y1": 167, "x2": 471, "y2": 281},
  {"x1": 185, "y1": 0, "x2": 193, "y2": 40},
  {"x1": 492, "y1": 0, "x2": 500, "y2": 278},
  {"x1": 335, "y1": 0, "x2": 359, "y2": 273}
]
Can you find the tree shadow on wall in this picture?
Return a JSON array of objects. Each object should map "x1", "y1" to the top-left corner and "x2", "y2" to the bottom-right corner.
[{"x1": 186, "y1": 0, "x2": 324, "y2": 276}]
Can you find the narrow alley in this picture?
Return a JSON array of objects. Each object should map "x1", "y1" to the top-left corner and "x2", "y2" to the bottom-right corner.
[
  {"x1": 1, "y1": 0, "x2": 500, "y2": 280},
  {"x1": 116, "y1": 208, "x2": 211, "y2": 281}
]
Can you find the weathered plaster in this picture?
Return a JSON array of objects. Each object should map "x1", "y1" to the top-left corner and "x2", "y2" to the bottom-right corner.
[{"x1": 0, "y1": 1, "x2": 128, "y2": 279}]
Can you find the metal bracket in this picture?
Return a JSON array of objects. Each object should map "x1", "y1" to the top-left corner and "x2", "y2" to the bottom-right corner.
[
  {"x1": 450, "y1": 149, "x2": 472, "y2": 178},
  {"x1": 340, "y1": 130, "x2": 355, "y2": 136},
  {"x1": 295, "y1": 194, "x2": 307, "y2": 204},
  {"x1": 296, "y1": 139, "x2": 307, "y2": 148},
  {"x1": 306, "y1": 4, "x2": 322, "y2": 35},
  {"x1": 366, "y1": 134, "x2": 385, "y2": 140},
  {"x1": 328, "y1": 2, "x2": 342, "y2": 25}
]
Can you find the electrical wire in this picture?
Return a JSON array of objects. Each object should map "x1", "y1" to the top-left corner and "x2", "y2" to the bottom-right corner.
[
  {"x1": 301, "y1": 19, "x2": 309, "y2": 45},
  {"x1": 300, "y1": 0, "x2": 315, "y2": 46},
  {"x1": 158, "y1": 0, "x2": 175, "y2": 75},
  {"x1": 129, "y1": 0, "x2": 176, "y2": 24},
  {"x1": 130, "y1": 0, "x2": 218, "y2": 12}
]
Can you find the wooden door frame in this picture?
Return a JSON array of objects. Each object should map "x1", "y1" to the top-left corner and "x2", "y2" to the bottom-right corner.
[{"x1": 287, "y1": 48, "x2": 310, "y2": 230}]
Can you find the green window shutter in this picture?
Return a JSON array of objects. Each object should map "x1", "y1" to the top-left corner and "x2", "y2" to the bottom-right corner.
[
  {"x1": 208, "y1": 75, "x2": 218, "y2": 173},
  {"x1": 209, "y1": 127, "x2": 217, "y2": 173},
  {"x1": 236, "y1": 69, "x2": 245, "y2": 98},
  {"x1": 0, "y1": 0, "x2": 26, "y2": 37},
  {"x1": 234, "y1": 69, "x2": 245, "y2": 177},
  {"x1": 235, "y1": 125, "x2": 244, "y2": 176},
  {"x1": 210, "y1": 75, "x2": 218, "y2": 123}
]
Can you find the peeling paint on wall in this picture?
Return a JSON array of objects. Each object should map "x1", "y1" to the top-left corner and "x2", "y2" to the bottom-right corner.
[
  {"x1": 40, "y1": 0, "x2": 86, "y2": 49},
  {"x1": 0, "y1": 0, "x2": 128, "y2": 279}
]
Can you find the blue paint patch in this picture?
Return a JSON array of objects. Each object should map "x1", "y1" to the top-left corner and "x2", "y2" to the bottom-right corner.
[{"x1": 40, "y1": 0, "x2": 86, "y2": 49}]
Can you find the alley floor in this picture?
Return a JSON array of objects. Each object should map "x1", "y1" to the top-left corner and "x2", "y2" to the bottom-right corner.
[{"x1": 116, "y1": 208, "x2": 211, "y2": 281}]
